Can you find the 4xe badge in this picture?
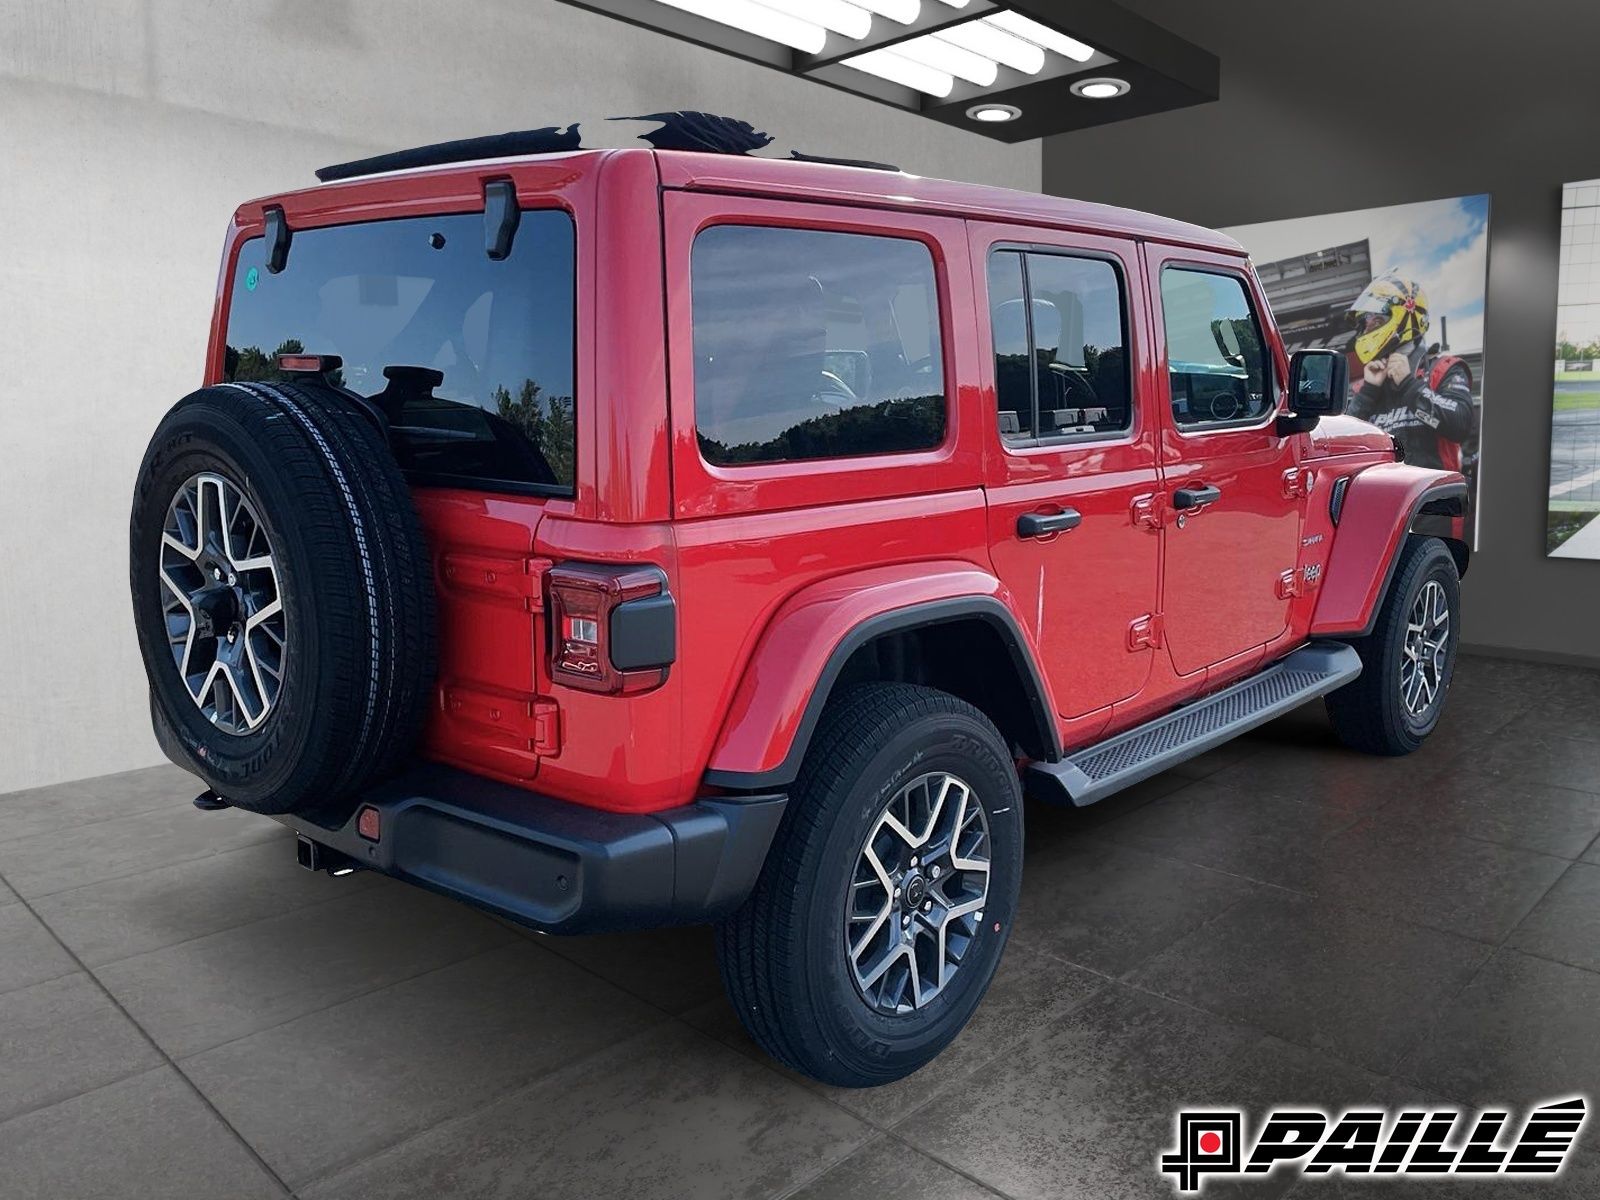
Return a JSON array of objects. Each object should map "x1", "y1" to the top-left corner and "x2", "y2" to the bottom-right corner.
[{"x1": 1161, "y1": 1098, "x2": 1586, "y2": 1192}]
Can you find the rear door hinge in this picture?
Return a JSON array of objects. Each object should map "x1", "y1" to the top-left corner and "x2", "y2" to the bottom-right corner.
[
  {"x1": 1282, "y1": 467, "x2": 1316, "y2": 499},
  {"x1": 1128, "y1": 612, "x2": 1165, "y2": 651},
  {"x1": 440, "y1": 554, "x2": 553, "y2": 612},
  {"x1": 1131, "y1": 493, "x2": 1164, "y2": 531},
  {"x1": 444, "y1": 686, "x2": 562, "y2": 755}
]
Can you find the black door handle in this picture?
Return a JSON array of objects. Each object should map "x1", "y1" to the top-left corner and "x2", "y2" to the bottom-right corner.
[
  {"x1": 1172, "y1": 485, "x2": 1222, "y2": 511},
  {"x1": 1017, "y1": 508, "x2": 1083, "y2": 538}
]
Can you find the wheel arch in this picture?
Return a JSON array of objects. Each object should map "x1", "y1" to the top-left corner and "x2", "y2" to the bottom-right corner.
[
  {"x1": 702, "y1": 564, "x2": 1060, "y2": 791},
  {"x1": 1312, "y1": 463, "x2": 1469, "y2": 639}
]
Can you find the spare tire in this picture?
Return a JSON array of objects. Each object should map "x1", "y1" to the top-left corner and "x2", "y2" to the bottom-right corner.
[{"x1": 130, "y1": 380, "x2": 437, "y2": 815}]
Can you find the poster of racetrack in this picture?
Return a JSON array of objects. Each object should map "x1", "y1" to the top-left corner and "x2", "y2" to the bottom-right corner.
[
  {"x1": 1221, "y1": 195, "x2": 1491, "y2": 547},
  {"x1": 1549, "y1": 179, "x2": 1600, "y2": 558}
]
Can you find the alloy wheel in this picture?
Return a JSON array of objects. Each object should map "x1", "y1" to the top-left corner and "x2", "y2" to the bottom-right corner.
[
  {"x1": 846, "y1": 771, "x2": 991, "y2": 1014},
  {"x1": 158, "y1": 472, "x2": 286, "y2": 734},
  {"x1": 1400, "y1": 577, "x2": 1450, "y2": 720}
]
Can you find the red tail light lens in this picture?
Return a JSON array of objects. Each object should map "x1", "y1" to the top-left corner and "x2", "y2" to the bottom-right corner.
[{"x1": 546, "y1": 563, "x2": 675, "y2": 695}]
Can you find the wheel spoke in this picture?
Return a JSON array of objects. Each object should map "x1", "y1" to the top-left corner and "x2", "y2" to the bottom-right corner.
[
  {"x1": 159, "y1": 472, "x2": 285, "y2": 735},
  {"x1": 846, "y1": 771, "x2": 991, "y2": 1015}
]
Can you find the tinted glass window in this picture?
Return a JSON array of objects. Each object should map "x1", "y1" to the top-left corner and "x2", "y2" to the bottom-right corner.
[
  {"x1": 988, "y1": 252, "x2": 1033, "y2": 439},
  {"x1": 1160, "y1": 268, "x2": 1272, "y2": 429},
  {"x1": 692, "y1": 226, "x2": 946, "y2": 466},
  {"x1": 225, "y1": 210, "x2": 576, "y2": 492},
  {"x1": 989, "y1": 251, "x2": 1130, "y2": 441}
]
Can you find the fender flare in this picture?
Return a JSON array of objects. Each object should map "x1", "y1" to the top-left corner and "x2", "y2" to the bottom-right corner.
[
  {"x1": 1312, "y1": 463, "x2": 1468, "y2": 639},
  {"x1": 702, "y1": 562, "x2": 1060, "y2": 791}
]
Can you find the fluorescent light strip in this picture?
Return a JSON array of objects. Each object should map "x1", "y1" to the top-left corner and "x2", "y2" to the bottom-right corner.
[
  {"x1": 842, "y1": 47, "x2": 954, "y2": 96},
  {"x1": 984, "y1": 10, "x2": 1096, "y2": 63},
  {"x1": 750, "y1": 0, "x2": 871, "y2": 40},
  {"x1": 851, "y1": 0, "x2": 921, "y2": 25},
  {"x1": 933, "y1": 19, "x2": 1045, "y2": 74},
  {"x1": 892, "y1": 33, "x2": 998, "y2": 87},
  {"x1": 650, "y1": 0, "x2": 826, "y2": 52}
]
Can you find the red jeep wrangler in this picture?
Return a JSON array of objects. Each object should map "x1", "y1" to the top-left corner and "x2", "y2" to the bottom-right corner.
[{"x1": 130, "y1": 118, "x2": 1468, "y2": 1087}]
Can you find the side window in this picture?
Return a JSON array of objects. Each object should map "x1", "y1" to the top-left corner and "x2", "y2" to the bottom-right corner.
[
  {"x1": 987, "y1": 250, "x2": 1131, "y2": 443},
  {"x1": 1159, "y1": 268, "x2": 1273, "y2": 429},
  {"x1": 691, "y1": 226, "x2": 946, "y2": 467}
]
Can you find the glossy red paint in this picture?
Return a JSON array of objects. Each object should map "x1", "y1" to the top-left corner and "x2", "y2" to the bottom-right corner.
[
  {"x1": 205, "y1": 148, "x2": 1458, "y2": 815},
  {"x1": 707, "y1": 562, "x2": 1040, "y2": 779},
  {"x1": 1311, "y1": 463, "x2": 1469, "y2": 637}
]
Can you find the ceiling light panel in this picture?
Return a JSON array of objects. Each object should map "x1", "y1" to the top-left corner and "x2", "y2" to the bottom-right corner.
[
  {"x1": 841, "y1": 47, "x2": 954, "y2": 97},
  {"x1": 561, "y1": 0, "x2": 1220, "y2": 142},
  {"x1": 932, "y1": 19, "x2": 1046, "y2": 75},
  {"x1": 751, "y1": 0, "x2": 872, "y2": 40},
  {"x1": 652, "y1": 0, "x2": 826, "y2": 52},
  {"x1": 984, "y1": 10, "x2": 1096, "y2": 62},
  {"x1": 891, "y1": 32, "x2": 999, "y2": 87},
  {"x1": 851, "y1": 0, "x2": 921, "y2": 24}
]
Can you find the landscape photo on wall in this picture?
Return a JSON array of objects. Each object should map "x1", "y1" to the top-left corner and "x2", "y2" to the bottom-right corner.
[
  {"x1": 1549, "y1": 179, "x2": 1600, "y2": 558},
  {"x1": 1222, "y1": 194, "x2": 1491, "y2": 547}
]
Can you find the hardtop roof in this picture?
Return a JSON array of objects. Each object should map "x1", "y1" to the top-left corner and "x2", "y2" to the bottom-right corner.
[{"x1": 241, "y1": 147, "x2": 1242, "y2": 255}]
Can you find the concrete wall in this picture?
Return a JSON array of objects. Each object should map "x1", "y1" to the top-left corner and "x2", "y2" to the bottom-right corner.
[
  {"x1": 0, "y1": 0, "x2": 1039, "y2": 793},
  {"x1": 1042, "y1": 0, "x2": 1600, "y2": 668}
]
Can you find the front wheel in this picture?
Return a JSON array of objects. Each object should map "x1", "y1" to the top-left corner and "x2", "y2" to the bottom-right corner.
[
  {"x1": 715, "y1": 683, "x2": 1023, "y2": 1087},
  {"x1": 1325, "y1": 535, "x2": 1461, "y2": 755}
]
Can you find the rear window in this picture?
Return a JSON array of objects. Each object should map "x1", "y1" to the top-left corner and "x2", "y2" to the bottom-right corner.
[
  {"x1": 224, "y1": 209, "x2": 576, "y2": 494},
  {"x1": 691, "y1": 225, "x2": 946, "y2": 467}
]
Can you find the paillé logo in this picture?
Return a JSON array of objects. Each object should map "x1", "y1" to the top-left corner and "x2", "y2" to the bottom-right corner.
[{"x1": 1161, "y1": 1098, "x2": 1586, "y2": 1192}]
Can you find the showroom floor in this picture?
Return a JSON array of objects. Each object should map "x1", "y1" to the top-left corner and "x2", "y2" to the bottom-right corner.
[{"x1": 1, "y1": 656, "x2": 1598, "y2": 1200}]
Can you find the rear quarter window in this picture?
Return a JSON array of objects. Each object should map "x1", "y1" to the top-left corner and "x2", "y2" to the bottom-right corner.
[
  {"x1": 224, "y1": 209, "x2": 577, "y2": 494},
  {"x1": 690, "y1": 225, "x2": 946, "y2": 467}
]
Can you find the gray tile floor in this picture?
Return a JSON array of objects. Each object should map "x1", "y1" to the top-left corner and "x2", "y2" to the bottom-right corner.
[{"x1": 1, "y1": 655, "x2": 1598, "y2": 1199}]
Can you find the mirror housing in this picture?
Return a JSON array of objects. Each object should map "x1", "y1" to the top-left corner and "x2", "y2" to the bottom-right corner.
[{"x1": 1277, "y1": 349, "x2": 1349, "y2": 435}]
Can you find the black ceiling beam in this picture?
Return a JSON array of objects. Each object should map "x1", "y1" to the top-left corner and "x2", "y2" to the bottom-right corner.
[{"x1": 553, "y1": 0, "x2": 1219, "y2": 142}]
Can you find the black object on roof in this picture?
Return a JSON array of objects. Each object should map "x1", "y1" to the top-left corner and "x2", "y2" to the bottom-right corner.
[
  {"x1": 315, "y1": 125, "x2": 584, "y2": 182},
  {"x1": 789, "y1": 150, "x2": 902, "y2": 173},
  {"x1": 614, "y1": 111, "x2": 773, "y2": 155}
]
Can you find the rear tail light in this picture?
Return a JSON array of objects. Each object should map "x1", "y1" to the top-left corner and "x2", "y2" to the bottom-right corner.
[{"x1": 547, "y1": 563, "x2": 675, "y2": 695}]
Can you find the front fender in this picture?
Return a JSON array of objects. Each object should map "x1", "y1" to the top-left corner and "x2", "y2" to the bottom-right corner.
[
  {"x1": 703, "y1": 561, "x2": 1059, "y2": 790},
  {"x1": 1311, "y1": 463, "x2": 1468, "y2": 638}
]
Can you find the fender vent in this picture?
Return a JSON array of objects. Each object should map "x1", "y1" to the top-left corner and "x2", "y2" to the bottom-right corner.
[{"x1": 1330, "y1": 474, "x2": 1352, "y2": 524}]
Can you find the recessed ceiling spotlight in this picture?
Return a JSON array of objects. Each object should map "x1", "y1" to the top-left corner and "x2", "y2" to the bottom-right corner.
[
  {"x1": 1071, "y1": 76, "x2": 1131, "y2": 100},
  {"x1": 967, "y1": 103, "x2": 1022, "y2": 124}
]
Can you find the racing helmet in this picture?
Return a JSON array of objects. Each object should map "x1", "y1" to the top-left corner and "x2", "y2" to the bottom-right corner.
[{"x1": 1347, "y1": 273, "x2": 1430, "y2": 364}]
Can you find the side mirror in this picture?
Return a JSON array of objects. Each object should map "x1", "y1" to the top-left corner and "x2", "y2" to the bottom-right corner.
[{"x1": 1277, "y1": 349, "x2": 1348, "y2": 435}]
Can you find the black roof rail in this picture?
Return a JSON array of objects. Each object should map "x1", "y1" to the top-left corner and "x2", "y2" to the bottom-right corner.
[
  {"x1": 315, "y1": 125, "x2": 583, "y2": 182},
  {"x1": 312, "y1": 112, "x2": 901, "y2": 182},
  {"x1": 789, "y1": 150, "x2": 902, "y2": 173}
]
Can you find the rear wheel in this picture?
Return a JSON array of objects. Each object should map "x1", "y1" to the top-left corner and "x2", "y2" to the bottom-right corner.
[
  {"x1": 715, "y1": 683, "x2": 1023, "y2": 1087},
  {"x1": 1325, "y1": 535, "x2": 1460, "y2": 755}
]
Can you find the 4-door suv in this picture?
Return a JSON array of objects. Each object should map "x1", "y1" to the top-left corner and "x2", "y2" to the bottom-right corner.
[{"x1": 130, "y1": 120, "x2": 1469, "y2": 1087}]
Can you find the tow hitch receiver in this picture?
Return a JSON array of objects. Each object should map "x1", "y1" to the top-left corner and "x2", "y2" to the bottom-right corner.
[{"x1": 295, "y1": 834, "x2": 360, "y2": 877}]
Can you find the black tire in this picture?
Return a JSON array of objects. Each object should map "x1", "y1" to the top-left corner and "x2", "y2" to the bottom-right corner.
[
  {"x1": 715, "y1": 683, "x2": 1023, "y2": 1087},
  {"x1": 130, "y1": 381, "x2": 436, "y2": 815},
  {"x1": 1325, "y1": 535, "x2": 1460, "y2": 756}
]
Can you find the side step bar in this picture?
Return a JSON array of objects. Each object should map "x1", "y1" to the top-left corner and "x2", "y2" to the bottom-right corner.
[{"x1": 1027, "y1": 642, "x2": 1362, "y2": 808}]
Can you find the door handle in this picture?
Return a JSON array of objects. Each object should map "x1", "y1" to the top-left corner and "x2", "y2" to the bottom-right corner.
[
  {"x1": 1017, "y1": 508, "x2": 1083, "y2": 538},
  {"x1": 1172, "y1": 485, "x2": 1222, "y2": 511}
]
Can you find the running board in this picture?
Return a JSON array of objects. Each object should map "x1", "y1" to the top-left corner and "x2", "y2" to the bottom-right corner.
[{"x1": 1027, "y1": 642, "x2": 1362, "y2": 808}]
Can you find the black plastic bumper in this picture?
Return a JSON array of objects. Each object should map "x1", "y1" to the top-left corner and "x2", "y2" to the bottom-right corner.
[{"x1": 275, "y1": 764, "x2": 786, "y2": 934}]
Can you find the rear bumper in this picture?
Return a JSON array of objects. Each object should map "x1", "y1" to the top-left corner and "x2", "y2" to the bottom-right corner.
[{"x1": 276, "y1": 764, "x2": 786, "y2": 934}]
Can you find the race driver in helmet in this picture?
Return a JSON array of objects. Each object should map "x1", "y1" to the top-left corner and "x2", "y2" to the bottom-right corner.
[{"x1": 1344, "y1": 273, "x2": 1475, "y2": 472}]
